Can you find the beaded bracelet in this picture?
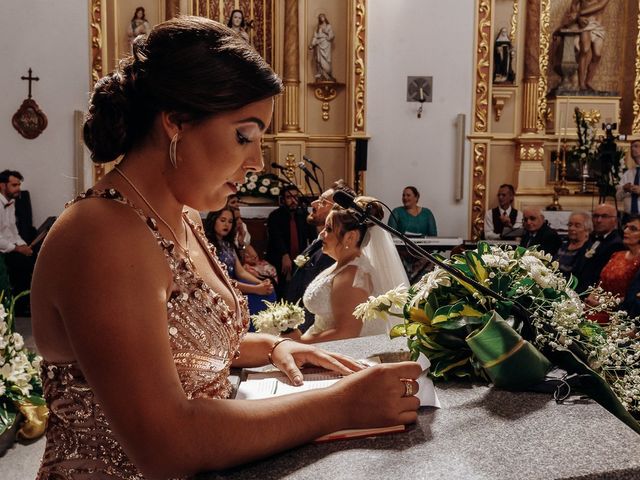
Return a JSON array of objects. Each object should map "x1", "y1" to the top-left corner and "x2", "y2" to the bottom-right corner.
[{"x1": 267, "y1": 337, "x2": 294, "y2": 367}]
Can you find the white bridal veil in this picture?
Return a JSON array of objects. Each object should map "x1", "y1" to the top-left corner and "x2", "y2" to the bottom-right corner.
[{"x1": 360, "y1": 224, "x2": 410, "y2": 335}]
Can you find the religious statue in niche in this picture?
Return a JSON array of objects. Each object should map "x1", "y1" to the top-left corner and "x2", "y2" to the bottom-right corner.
[
  {"x1": 227, "y1": 9, "x2": 252, "y2": 44},
  {"x1": 558, "y1": 0, "x2": 610, "y2": 92},
  {"x1": 12, "y1": 68, "x2": 47, "y2": 140},
  {"x1": 126, "y1": 6, "x2": 152, "y2": 51},
  {"x1": 309, "y1": 13, "x2": 335, "y2": 82},
  {"x1": 493, "y1": 27, "x2": 515, "y2": 83}
]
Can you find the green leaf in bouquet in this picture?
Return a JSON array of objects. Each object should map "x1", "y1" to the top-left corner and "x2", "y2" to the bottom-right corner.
[
  {"x1": 567, "y1": 274, "x2": 578, "y2": 290},
  {"x1": 389, "y1": 323, "x2": 407, "y2": 338},
  {"x1": 490, "y1": 274, "x2": 512, "y2": 295},
  {"x1": 0, "y1": 410, "x2": 16, "y2": 436},
  {"x1": 476, "y1": 241, "x2": 491, "y2": 256},
  {"x1": 546, "y1": 346, "x2": 640, "y2": 434},
  {"x1": 26, "y1": 395, "x2": 46, "y2": 406},
  {"x1": 578, "y1": 321, "x2": 606, "y2": 343},
  {"x1": 432, "y1": 330, "x2": 470, "y2": 349},
  {"x1": 495, "y1": 300, "x2": 513, "y2": 320},
  {"x1": 463, "y1": 251, "x2": 488, "y2": 282}
]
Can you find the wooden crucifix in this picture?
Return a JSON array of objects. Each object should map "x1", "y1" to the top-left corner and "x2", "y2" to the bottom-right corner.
[{"x1": 12, "y1": 67, "x2": 48, "y2": 139}]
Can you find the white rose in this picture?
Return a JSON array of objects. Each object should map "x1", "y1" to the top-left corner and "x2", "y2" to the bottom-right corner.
[
  {"x1": 249, "y1": 174, "x2": 259, "y2": 182},
  {"x1": 261, "y1": 178, "x2": 270, "y2": 186},
  {"x1": 258, "y1": 186, "x2": 268, "y2": 194},
  {"x1": 12, "y1": 332, "x2": 24, "y2": 350},
  {"x1": 247, "y1": 182, "x2": 256, "y2": 190},
  {"x1": 270, "y1": 187, "x2": 280, "y2": 196}
]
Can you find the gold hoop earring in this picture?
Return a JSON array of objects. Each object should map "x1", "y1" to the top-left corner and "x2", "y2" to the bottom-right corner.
[{"x1": 169, "y1": 133, "x2": 179, "y2": 169}]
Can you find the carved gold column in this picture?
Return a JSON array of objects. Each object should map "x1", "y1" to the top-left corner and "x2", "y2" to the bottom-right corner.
[
  {"x1": 281, "y1": 0, "x2": 300, "y2": 132},
  {"x1": 633, "y1": 8, "x2": 640, "y2": 134},
  {"x1": 515, "y1": 0, "x2": 550, "y2": 193},
  {"x1": 469, "y1": 0, "x2": 491, "y2": 240}
]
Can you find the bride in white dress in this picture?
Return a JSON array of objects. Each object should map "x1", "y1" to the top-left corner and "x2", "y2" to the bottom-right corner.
[{"x1": 294, "y1": 196, "x2": 409, "y2": 343}]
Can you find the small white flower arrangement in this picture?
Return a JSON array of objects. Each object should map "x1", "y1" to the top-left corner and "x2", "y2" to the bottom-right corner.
[
  {"x1": 251, "y1": 300, "x2": 305, "y2": 335},
  {"x1": 293, "y1": 254, "x2": 310, "y2": 268},
  {"x1": 240, "y1": 172, "x2": 283, "y2": 201},
  {"x1": 0, "y1": 292, "x2": 46, "y2": 439}
]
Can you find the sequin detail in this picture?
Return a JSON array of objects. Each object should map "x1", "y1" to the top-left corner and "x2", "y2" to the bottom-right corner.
[{"x1": 38, "y1": 189, "x2": 249, "y2": 479}]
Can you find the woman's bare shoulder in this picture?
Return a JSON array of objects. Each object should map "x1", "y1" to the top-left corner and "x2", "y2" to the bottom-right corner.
[{"x1": 34, "y1": 198, "x2": 172, "y2": 300}]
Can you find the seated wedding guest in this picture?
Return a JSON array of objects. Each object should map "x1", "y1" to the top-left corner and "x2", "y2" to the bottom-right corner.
[
  {"x1": 290, "y1": 196, "x2": 409, "y2": 344},
  {"x1": 266, "y1": 185, "x2": 316, "y2": 296},
  {"x1": 555, "y1": 211, "x2": 592, "y2": 277},
  {"x1": 31, "y1": 17, "x2": 421, "y2": 478},
  {"x1": 585, "y1": 215, "x2": 640, "y2": 323},
  {"x1": 242, "y1": 244, "x2": 277, "y2": 284},
  {"x1": 483, "y1": 183, "x2": 523, "y2": 240},
  {"x1": 284, "y1": 180, "x2": 355, "y2": 331},
  {"x1": 388, "y1": 186, "x2": 437, "y2": 236},
  {"x1": 0, "y1": 169, "x2": 35, "y2": 316},
  {"x1": 573, "y1": 203, "x2": 625, "y2": 293},
  {"x1": 226, "y1": 193, "x2": 251, "y2": 250},
  {"x1": 204, "y1": 207, "x2": 275, "y2": 316},
  {"x1": 520, "y1": 207, "x2": 562, "y2": 256}
]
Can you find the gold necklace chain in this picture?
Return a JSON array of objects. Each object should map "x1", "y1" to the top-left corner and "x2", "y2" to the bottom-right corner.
[{"x1": 114, "y1": 166, "x2": 192, "y2": 262}]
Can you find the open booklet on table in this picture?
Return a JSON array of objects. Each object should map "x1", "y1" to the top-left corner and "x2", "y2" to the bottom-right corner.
[{"x1": 236, "y1": 355, "x2": 440, "y2": 442}]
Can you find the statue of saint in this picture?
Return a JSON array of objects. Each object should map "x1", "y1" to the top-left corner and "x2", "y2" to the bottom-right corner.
[
  {"x1": 493, "y1": 27, "x2": 515, "y2": 83},
  {"x1": 126, "y1": 7, "x2": 151, "y2": 52},
  {"x1": 309, "y1": 14, "x2": 335, "y2": 82},
  {"x1": 560, "y1": 0, "x2": 610, "y2": 91},
  {"x1": 227, "y1": 9, "x2": 251, "y2": 44}
]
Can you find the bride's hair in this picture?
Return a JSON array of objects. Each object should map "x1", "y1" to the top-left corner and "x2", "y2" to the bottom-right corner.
[{"x1": 329, "y1": 196, "x2": 384, "y2": 247}]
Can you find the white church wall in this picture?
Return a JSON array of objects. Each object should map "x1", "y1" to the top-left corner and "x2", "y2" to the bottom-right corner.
[
  {"x1": 366, "y1": 0, "x2": 475, "y2": 238},
  {"x1": 1, "y1": 0, "x2": 89, "y2": 226}
]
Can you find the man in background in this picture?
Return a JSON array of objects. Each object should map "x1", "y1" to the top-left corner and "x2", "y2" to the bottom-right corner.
[
  {"x1": 0, "y1": 170, "x2": 35, "y2": 315},
  {"x1": 483, "y1": 184, "x2": 523, "y2": 240},
  {"x1": 572, "y1": 203, "x2": 624, "y2": 293},
  {"x1": 284, "y1": 180, "x2": 355, "y2": 331},
  {"x1": 266, "y1": 185, "x2": 315, "y2": 296},
  {"x1": 520, "y1": 207, "x2": 562, "y2": 256}
]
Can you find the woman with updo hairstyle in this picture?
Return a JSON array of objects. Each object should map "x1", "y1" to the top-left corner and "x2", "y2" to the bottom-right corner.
[
  {"x1": 291, "y1": 196, "x2": 409, "y2": 343},
  {"x1": 31, "y1": 16, "x2": 420, "y2": 478}
]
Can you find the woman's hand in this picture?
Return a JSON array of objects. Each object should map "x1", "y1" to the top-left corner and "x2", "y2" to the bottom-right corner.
[
  {"x1": 332, "y1": 362, "x2": 422, "y2": 428},
  {"x1": 269, "y1": 339, "x2": 364, "y2": 386},
  {"x1": 254, "y1": 280, "x2": 274, "y2": 295}
]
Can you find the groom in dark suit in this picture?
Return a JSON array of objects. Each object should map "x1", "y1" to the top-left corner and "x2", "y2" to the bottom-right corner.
[{"x1": 284, "y1": 180, "x2": 356, "y2": 331}]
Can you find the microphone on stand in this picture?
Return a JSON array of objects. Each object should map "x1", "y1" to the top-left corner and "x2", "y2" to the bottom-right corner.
[
  {"x1": 270, "y1": 163, "x2": 308, "y2": 205},
  {"x1": 303, "y1": 155, "x2": 324, "y2": 190},
  {"x1": 331, "y1": 191, "x2": 531, "y2": 324},
  {"x1": 297, "y1": 162, "x2": 319, "y2": 197}
]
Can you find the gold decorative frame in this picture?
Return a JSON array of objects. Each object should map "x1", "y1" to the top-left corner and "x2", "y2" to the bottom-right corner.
[
  {"x1": 469, "y1": 0, "x2": 491, "y2": 239},
  {"x1": 353, "y1": 0, "x2": 367, "y2": 133},
  {"x1": 508, "y1": 0, "x2": 518, "y2": 43},
  {"x1": 535, "y1": 0, "x2": 550, "y2": 133},
  {"x1": 473, "y1": 1, "x2": 491, "y2": 133},
  {"x1": 633, "y1": 9, "x2": 640, "y2": 134}
]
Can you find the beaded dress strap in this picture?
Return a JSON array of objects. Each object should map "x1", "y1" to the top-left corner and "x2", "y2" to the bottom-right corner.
[{"x1": 69, "y1": 187, "x2": 188, "y2": 255}]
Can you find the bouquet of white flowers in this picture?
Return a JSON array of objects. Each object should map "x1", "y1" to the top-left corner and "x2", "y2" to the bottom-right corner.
[
  {"x1": 251, "y1": 300, "x2": 305, "y2": 335},
  {"x1": 238, "y1": 172, "x2": 282, "y2": 200},
  {"x1": 0, "y1": 291, "x2": 46, "y2": 444},
  {"x1": 354, "y1": 242, "x2": 640, "y2": 433}
]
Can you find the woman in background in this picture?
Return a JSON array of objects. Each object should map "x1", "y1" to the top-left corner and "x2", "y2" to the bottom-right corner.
[
  {"x1": 32, "y1": 17, "x2": 420, "y2": 478},
  {"x1": 555, "y1": 211, "x2": 592, "y2": 277},
  {"x1": 205, "y1": 207, "x2": 275, "y2": 318},
  {"x1": 388, "y1": 186, "x2": 437, "y2": 236},
  {"x1": 586, "y1": 215, "x2": 640, "y2": 323}
]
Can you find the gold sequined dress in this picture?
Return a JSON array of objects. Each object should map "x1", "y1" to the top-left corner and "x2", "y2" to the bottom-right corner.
[{"x1": 37, "y1": 189, "x2": 249, "y2": 479}]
